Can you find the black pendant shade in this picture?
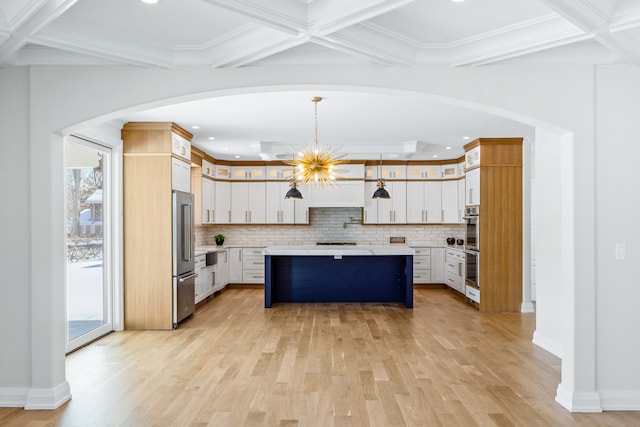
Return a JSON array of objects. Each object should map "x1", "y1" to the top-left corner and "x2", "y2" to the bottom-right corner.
[
  {"x1": 372, "y1": 181, "x2": 390, "y2": 199},
  {"x1": 285, "y1": 181, "x2": 303, "y2": 199}
]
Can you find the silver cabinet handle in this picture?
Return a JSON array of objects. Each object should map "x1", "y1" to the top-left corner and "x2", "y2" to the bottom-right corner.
[{"x1": 179, "y1": 273, "x2": 198, "y2": 282}]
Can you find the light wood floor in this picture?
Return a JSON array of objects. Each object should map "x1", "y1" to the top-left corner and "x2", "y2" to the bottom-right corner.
[{"x1": 2, "y1": 288, "x2": 640, "y2": 426}]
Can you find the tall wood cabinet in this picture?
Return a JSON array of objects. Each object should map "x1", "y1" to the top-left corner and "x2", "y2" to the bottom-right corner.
[
  {"x1": 122, "y1": 122, "x2": 193, "y2": 330},
  {"x1": 464, "y1": 138, "x2": 523, "y2": 312}
]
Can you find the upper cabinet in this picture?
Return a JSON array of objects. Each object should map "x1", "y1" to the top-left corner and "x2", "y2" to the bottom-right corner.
[
  {"x1": 465, "y1": 146, "x2": 480, "y2": 169},
  {"x1": 465, "y1": 168, "x2": 480, "y2": 206},
  {"x1": 171, "y1": 132, "x2": 191, "y2": 161},
  {"x1": 266, "y1": 165, "x2": 295, "y2": 180},
  {"x1": 231, "y1": 165, "x2": 265, "y2": 180},
  {"x1": 406, "y1": 165, "x2": 441, "y2": 180}
]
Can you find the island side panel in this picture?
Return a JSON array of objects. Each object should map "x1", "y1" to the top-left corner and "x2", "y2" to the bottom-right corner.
[
  {"x1": 404, "y1": 254, "x2": 413, "y2": 308},
  {"x1": 268, "y1": 255, "x2": 410, "y2": 306},
  {"x1": 264, "y1": 255, "x2": 272, "y2": 308}
]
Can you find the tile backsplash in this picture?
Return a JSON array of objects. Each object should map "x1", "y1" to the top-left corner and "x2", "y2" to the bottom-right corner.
[{"x1": 196, "y1": 208, "x2": 464, "y2": 247}]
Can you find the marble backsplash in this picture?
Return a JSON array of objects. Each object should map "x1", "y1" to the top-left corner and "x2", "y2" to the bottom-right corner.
[{"x1": 196, "y1": 207, "x2": 465, "y2": 247}]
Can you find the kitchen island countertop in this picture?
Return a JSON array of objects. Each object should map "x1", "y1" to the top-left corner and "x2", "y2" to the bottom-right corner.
[{"x1": 263, "y1": 245, "x2": 415, "y2": 256}]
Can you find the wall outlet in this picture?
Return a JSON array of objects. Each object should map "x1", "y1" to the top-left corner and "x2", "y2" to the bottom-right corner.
[{"x1": 615, "y1": 243, "x2": 626, "y2": 259}]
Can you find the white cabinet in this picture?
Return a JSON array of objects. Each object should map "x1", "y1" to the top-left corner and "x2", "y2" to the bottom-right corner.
[
  {"x1": 441, "y1": 180, "x2": 459, "y2": 223},
  {"x1": 266, "y1": 165, "x2": 294, "y2": 180},
  {"x1": 195, "y1": 254, "x2": 206, "y2": 304},
  {"x1": 406, "y1": 181, "x2": 441, "y2": 223},
  {"x1": 363, "y1": 181, "x2": 378, "y2": 224},
  {"x1": 375, "y1": 181, "x2": 406, "y2": 224},
  {"x1": 412, "y1": 247, "x2": 432, "y2": 284},
  {"x1": 202, "y1": 159, "x2": 215, "y2": 178},
  {"x1": 266, "y1": 181, "x2": 296, "y2": 224},
  {"x1": 381, "y1": 164, "x2": 406, "y2": 179},
  {"x1": 406, "y1": 165, "x2": 441, "y2": 180},
  {"x1": 231, "y1": 182, "x2": 266, "y2": 223},
  {"x1": 171, "y1": 157, "x2": 191, "y2": 192},
  {"x1": 465, "y1": 285, "x2": 480, "y2": 303},
  {"x1": 465, "y1": 146, "x2": 480, "y2": 169},
  {"x1": 308, "y1": 181, "x2": 365, "y2": 207},
  {"x1": 203, "y1": 263, "x2": 216, "y2": 298},
  {"x1": 231, "y1": 166, "x2": 265, "y2": 180},
  {"x1": 441, "y1": 164, "x2": 459, "y2": 179},
  {"x1": 465, "y1": 168, "x2": 480, "y2": 206},
  {"x1": 431, "y1": 248, "x2": 444, "y2": 283},
  {"x1": 229, "y1": 248, "x2": 243, "y2": 283},
  {"x1": 457, "y1": 178, "x2": 465, "y2": 222},
  {"x1": 202, "y1": 178, "x2": 215, "y2": 224},
  {"x1": 214, "y1": 180, "x2": 231, "y2": 224},
  {"x1": 444, "y1": 249, "x2": 465, "y2": 294},
  {"x1": 171, "y1": 132, "x2": 191, "y2": 160},
  {"x1": 214, "y1": 164, "x2": 231, "y2": 180},
  {"x1": 242, "y1": 248, "x2": 265, "y2": 284},
  {"x1": 214, "y1": 249, "x2": 229, "y2": 292}
]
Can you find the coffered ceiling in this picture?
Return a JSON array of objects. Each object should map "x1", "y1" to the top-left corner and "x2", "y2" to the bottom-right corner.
[{"x1": 2, "y1": 0, "x2": 639, "y2": 160}]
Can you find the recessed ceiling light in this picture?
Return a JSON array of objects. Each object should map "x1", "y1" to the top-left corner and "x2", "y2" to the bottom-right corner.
[
  {"x1": 234, "y1": 155, "x2": 240, "y2": 159},
  {"x1": 141, "y1": 0, "x2": 158, "y2": 4},
  {"x1": 462, "y1": 136, "x2": 470, "y2": 140},
  {"x1": 223, "y1": 147, "x2": 229, "y2": 151},
  {"x1": 191, "y1": 125, "x2": 200, "y2": 129},
  {"x1": 445, "y1": 146, "x2": 452, "y2": 150},
  {"x1": 208, "y1": 137, "x2": 215, "y2": 140},
  {"x1": 451, "y1": 0, "x2": 464, "y2": 3},
  {"x1": 432, "y1": 154, "x2": 438, "y2": 158}
]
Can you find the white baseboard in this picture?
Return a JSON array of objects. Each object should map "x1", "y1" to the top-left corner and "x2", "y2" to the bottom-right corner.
[
  {"x1": 599, "y1": 390, "x2": 640, "y2": 410},
  {"x1": 24, "y1": 381, "x2": 71, "y2": 410},
  {"x1": 0, "y1": 387, "x2": 28, "y2": 407},
  {"x1": 532, "y1": 330, "x2": 562, "y2": 358},
  {"x1": 521, "y1": 301, "x2": 535, "y2": 313},
  {"x1": 556, "y1": 384, "x2": 602, "y2": 413}
]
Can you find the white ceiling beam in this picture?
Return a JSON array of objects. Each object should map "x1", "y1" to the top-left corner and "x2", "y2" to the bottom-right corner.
[
  {"x1": 449, "y1": 14, "x2": 589, "y2": 67},
  {"x1": 31, "y1": 19, "x2": 173, "y2": 68},
  {"x1": 0, "y1": 0, "x2": 79, "y2": 64},
  {"x1": 537, "y1": 0, "x2": 640, "y2": 64},
  {"x1": 312, "y1": 23, "x2": 416, "y2": 65},
  {"x1": 200, "y1": 0, "x2": 307, "y2": 35},
  {"x1": 307, "y1": 0, "x2": 414, "y2": 35}
]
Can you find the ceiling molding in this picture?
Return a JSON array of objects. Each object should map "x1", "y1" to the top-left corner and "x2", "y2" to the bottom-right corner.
[
  {"x1": 201, "y1": 0, "x2": 307, "y2": 35},
  {"x1": 0, "y1": 0, "x2": 78, "y2": 64},
  {"x1": 307, "y1": 0, "x2": 414, "y2": 35},
  {"x1": 537, "y1": 0, "x2": 640, "y2": 64}
]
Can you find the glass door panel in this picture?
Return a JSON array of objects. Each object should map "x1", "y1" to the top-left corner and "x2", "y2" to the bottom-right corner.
[{"x1": 65, "y1": 137, "x2": 112, "y2": 352}]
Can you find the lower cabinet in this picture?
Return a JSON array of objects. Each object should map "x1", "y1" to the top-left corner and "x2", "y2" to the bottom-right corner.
[
  {"x1": 195, "y1": 254, "x2": 206, "y2": 304},
  {"x1": 444, "y1": 249, "x2": 465, "y2": 294},
  {"x1": 242, "y1": 247, "x2": 265, "y2": 283},
  {"x1": 214, "y1": 249, "x2": 229, "y2": 292},
  {"x1": 412, "y1": 247, "x2": 432, "y2": 284},
  {"x1": 229, "y1": 248, "x2": 243, "y2": 283}
]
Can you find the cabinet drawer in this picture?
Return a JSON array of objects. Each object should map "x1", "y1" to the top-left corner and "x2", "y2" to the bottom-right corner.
[
  {"x1": 413, "y1": 271, "x2": 432, "y2": 284},
  {"x1": 243, "y1": 271, "x2": 264, "y2": 283},
  {"x1": 413, "y1": 248, "x2": 431, "y2": 256},
  {"x1": 413, "y1": 257, "x2": 431, "y2": 268},
  {"x1": 466, "y1": 286, "x2": 480, "y2": 303}
]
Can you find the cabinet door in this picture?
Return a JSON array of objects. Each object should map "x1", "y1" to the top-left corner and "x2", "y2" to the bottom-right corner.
[
  {"x1": 457, "y1": 178, "x2": 465, "y2": 222},
  {"x1": 389, "y1": 181, "x2": 407, "y2": 223},
  {"x1": 229, "y1": 248, "x2": 242, "y2": 283},
  {"x1": 230, "y1": 182, "x2": 249, "y2": 223},
  {"x1": 171, "y1": 157, "x2": 191, "y2": 192},
  {"x1": 293, "y1": 186, "x2": 310, "y2": 224},
  {"x1": 202, "y1": 178, "x2": 216, "y2": 224},
  {"x1": 405, "y1": 181, "x2": 425, "y2": 223},
  {"x1": 363, "y1": 181, "x2": 378, "y2": 224},
  {"x1": 431, "y1": 248, "x2": 444, "y2": 283},
  {"x1": 466, "y1": 168, "x2": 480, "y2": 206},
  {"x1": 424, "y1": 181, "x2": 442, "y2": 223},
  {"x1": 441, "y1": 180, "x2": 459, "y2": 223},
  {"x1": 265, "y1": 182, "x2": 282, "y2": 223},
  {"x1": 247, "y1": 182, "x2": 266, "y2": 223},
  {"x1": 214, "y1": 180, "x2": 231, "y2": 224}
]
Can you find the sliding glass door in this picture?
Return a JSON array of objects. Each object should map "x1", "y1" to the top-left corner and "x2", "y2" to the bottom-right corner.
[{"x1": 65, "y1": 137, "x2": 113, "y2": 352}]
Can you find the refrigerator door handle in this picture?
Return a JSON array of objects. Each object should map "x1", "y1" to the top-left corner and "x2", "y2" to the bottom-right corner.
[
  {"x1": 182, "y1": 204, "x2": 192, "y2": 262},
  {"x1": 179, "y1": 272, "x2": 198, "y2": 282}
]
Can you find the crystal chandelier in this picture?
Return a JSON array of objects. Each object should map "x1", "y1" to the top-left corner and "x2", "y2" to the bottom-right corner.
[{"x1": 285, "y1": 97, "x2": 345, "y2": 188}]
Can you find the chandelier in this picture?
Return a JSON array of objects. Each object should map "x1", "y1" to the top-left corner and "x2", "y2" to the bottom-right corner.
[{"x1": 285, "y1": 97, "x2": 345, "y2": 190}]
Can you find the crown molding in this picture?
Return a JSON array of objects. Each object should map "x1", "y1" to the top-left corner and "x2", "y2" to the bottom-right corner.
[{"x1": 201, "y1": 0, "x2": 306, "y2": 35}]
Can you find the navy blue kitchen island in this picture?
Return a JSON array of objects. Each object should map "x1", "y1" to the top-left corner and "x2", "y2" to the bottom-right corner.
[{"x1": 263, "y1": 246, "x2": 414, "y2": 308}]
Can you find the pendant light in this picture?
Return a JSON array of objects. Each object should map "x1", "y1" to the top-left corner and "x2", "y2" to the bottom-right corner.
[
  {"x1": 372, "y1": 154, "x2": 390, "y2": 199},
  {"x1": 284, "y1": 180, "x2": 303, "y2": 199},
  {"x1": 285, "y1": 97, "x2": 344, "y2": 187}
]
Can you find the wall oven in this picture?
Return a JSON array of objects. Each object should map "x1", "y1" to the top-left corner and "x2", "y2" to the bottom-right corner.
[
  {"x1": 465, "y1": 249, "x2": 479, "y2": 289},
  {"x1": 464, "y1": 206, "x2": 479, "y2": 251}
]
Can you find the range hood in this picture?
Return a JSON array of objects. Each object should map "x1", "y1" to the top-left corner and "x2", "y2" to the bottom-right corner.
[{"x1": 306, "y1": 181, "x2": 365, "y2": 208}]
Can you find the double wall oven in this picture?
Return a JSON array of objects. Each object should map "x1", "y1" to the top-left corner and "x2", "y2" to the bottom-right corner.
[{"x1": 464, "y1": 206, "x2": 480, "y2": 291}]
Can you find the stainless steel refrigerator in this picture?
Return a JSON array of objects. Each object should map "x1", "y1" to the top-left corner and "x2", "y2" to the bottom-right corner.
[{"x1": 172, "y1": 190, "x2": 196, "y2": 328}]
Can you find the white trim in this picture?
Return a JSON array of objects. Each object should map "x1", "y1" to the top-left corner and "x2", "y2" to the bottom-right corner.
[
  {"x1": 24, "y1": 382, "x2": 72, "y2": 410},
  {"x1": 0, "y1": 387, "x2": 28, "y2": 407},
  {"x1": 521, "y1": 302, "x2": 535, "y2": 313},
  {"x1": 555, "y1": 384, "x2": 602, "y2": 413},
  {"x1": 532, "y1": 330, "x2": 562, "y2": 358},
  {"x1": 599, "y1": 390, "x2": 640, "y2": 410}
]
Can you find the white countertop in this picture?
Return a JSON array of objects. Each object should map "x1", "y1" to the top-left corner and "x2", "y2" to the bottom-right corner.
[{"x1": 263, "y1": 245, "x2": 415, "y2": 256}]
